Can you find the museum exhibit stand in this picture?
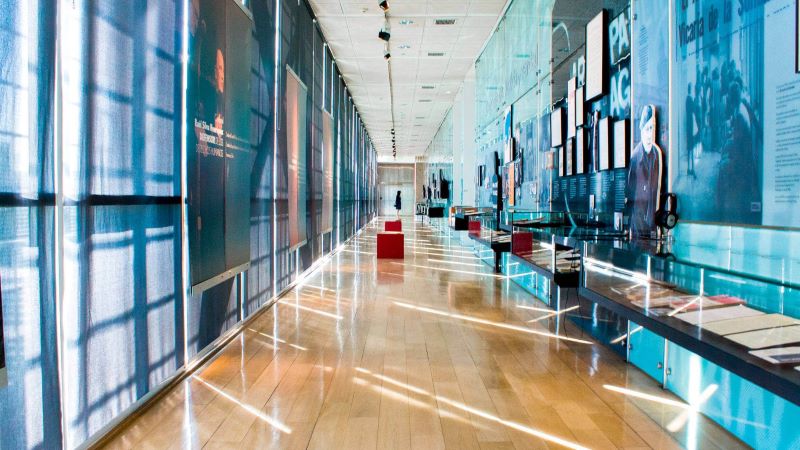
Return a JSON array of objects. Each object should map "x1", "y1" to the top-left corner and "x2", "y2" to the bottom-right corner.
[
  {"x1": 579, "y1": 235, "x2": 800, "y2": 448},
  {"x1": 440, "y1": 206, "x2": 800, "y2": 447},
  {"x1": 465, "y1": 213, "x2": 511, "y2": 273}
]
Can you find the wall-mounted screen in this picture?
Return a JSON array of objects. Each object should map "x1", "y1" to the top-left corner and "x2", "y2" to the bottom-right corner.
[
  {"x1": 614, "y1": 119, "x2": 629, "y2": 168},
  {"x1": 585, "y1": 10, "x2": 608, "y2": 101},
  {"x1": 286, "y1": 66, "x2": 308, "y2": 251},
  {"x1": 321, "y1": 111, "x2": 334, "y2": 233},
  {"x1": 567, "y1": 78, "x2": 577, "y2": 139},
  {"x1": 551, "y1": 107, "x2": 564, "y2": 147},
  {"x1": 598, "y1": 117, "x2": 611, "y2": 171}
]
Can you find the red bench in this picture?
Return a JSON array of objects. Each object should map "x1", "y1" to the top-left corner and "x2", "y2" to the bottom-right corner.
[
  {"x1": 377, "y1": 232, "x2": 404, "y2": 259},
  {"x1": 384, "y1": 220, "x2": 402, "y2": 232}
]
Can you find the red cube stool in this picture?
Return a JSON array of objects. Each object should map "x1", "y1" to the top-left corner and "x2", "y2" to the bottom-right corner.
[
  {"x1": 385, "y1": 220, "x2": 402, "y2": 232},
  {"x1": 377, "y1": 232, "x2": 404, "y2": 259},
  {"x1": 468, "y1": 220, "x2": 481, "y2": 237}
]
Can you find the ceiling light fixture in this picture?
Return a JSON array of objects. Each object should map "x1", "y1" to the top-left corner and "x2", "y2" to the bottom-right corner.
[{"x1": 379, "y1": 1, "x2": 389, "y2": 11}]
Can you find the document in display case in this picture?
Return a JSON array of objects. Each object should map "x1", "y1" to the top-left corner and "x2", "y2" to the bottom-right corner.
[
  {"x1": 726, "y1": 325, "x2": 800, "y2": 350},
  {"x1": 750, "y1": 347, "x2": 800, "y2": 365},
  {"x1": 674, "y1": 304, "x2": 764, "y2": 325},
  {"x1": 703, "y1": 314, "x2": 800, "y2": 336}
]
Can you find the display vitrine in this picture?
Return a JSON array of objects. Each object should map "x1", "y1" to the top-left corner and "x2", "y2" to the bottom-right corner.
[{"x1": 580, "y1": 240, "x2": 800, "y2": 405}]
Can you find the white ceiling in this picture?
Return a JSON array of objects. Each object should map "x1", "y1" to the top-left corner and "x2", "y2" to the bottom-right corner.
[{"x1": 308, "y1": 0, "x2": 507, "y2": 161}]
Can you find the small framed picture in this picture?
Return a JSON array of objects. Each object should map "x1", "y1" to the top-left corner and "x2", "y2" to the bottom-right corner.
[
  {"x1": 576, "y1": 128, "x2": 586, "y2": 174},
  {"x1": 598, "y1": 117, "x2": 611, "y2": 171},
  {"x1": 565, "y1": 138, "x2": 574, "y2": 176},
  {"x1": 613, "y1": 119, "x2": 629, "y2": 169},
  {"x1": 546, "y1": 150, "x2": 556, "y2": 170}
]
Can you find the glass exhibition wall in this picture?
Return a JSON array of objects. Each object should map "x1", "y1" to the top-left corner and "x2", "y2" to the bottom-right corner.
[
  {"x1": 464, "y1": 0, "x2": 800, "y2": 275},
  {"x1": 0, "y1": 0, "x2": 376, "y2": 448},
  {"x1": 425, "y1": 110, "x2": 455, "y2": 209}
]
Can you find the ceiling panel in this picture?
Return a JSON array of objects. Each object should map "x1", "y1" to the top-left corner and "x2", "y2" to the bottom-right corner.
[{"x1": 309, "y1": 0, "x2": 507, "y2": 160}]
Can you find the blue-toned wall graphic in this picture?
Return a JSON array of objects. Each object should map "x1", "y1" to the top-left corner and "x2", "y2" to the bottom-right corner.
[{"x1": 671, "y1": 0, "x2": 800, "y2": 228}]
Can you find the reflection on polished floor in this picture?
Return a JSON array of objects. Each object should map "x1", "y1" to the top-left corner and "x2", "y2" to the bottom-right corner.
[{"x1": 102, "y1": 219, "x2": 747, "y2": 450}]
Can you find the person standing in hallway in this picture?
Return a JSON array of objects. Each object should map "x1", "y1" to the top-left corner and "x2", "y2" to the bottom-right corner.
[{"x1": 394, "y1": 190, "x2": 402, "y2": 219}]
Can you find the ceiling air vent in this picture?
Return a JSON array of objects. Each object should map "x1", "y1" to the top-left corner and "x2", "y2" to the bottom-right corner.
[
  {"x1": 427, "y1": 52, "x2": 445, "y2": 57},
  {"x1": 435, "y1": 18, "x2": 456, "y2": 25},
  {"x1": 421, "y1": 85, "x2": 435, "y2": 90},
  {"x1": 419, "y1": 99, "x2": 432, "y2": 103}
]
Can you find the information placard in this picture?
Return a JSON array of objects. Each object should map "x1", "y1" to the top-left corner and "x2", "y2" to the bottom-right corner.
[
  {"x1": 613, "y1": 119, "x2": 629, "y2": 168},
  {"x1": 585, "y1": 10, "x2": 608, "y2": 101},
  {"x1": 551, "y1": 107, "x2": 564, "y2": 148},
  {"x1": 598, "y1": 117, "x2": 611, "y2": 171},
  {"x1": 567, "y1": 78, "x2": 576, "y2": 139}
]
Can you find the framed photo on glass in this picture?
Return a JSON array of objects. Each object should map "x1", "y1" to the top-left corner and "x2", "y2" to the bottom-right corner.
[{"x1": 598, "y1": 117, "x2": 611, "y2": 171}]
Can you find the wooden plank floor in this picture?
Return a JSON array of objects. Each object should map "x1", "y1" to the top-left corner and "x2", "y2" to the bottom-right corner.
[{"x1": 101, "y1": 219, "x2": 748, "y2": 450}]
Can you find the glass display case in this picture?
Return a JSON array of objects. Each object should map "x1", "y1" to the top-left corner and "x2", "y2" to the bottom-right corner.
[
  {"x1": 500, "y1": 209, "x2": 571, "y2": 231},
  {"x1": 450, "y1": 206, "x2": 493, "y2": 231},
  {"x1": 506, "y1": 211, "x2": 624, "y2": 282},
  {"x1": 466, "y1": 212, "x2": 511, "y2": 272},
  {"x1": 580, "y1": 239, "x2": 800, "y2": 405}
]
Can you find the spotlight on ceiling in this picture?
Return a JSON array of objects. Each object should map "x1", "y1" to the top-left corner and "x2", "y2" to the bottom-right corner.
[
  {"x1": 379, "y1": 1, "x2": 389, "y2": 12},
  {"x1": 384, "y1": 50, "x2": 391, "y2": 60},
  {"x1": 378, "y1": 30, "x2": 390, "y2": 41}
]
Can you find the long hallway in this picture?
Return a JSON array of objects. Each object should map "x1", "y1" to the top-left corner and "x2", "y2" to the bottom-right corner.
[{"x1": 102, "y1": 219, "x2": 745, "y2": 450}]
